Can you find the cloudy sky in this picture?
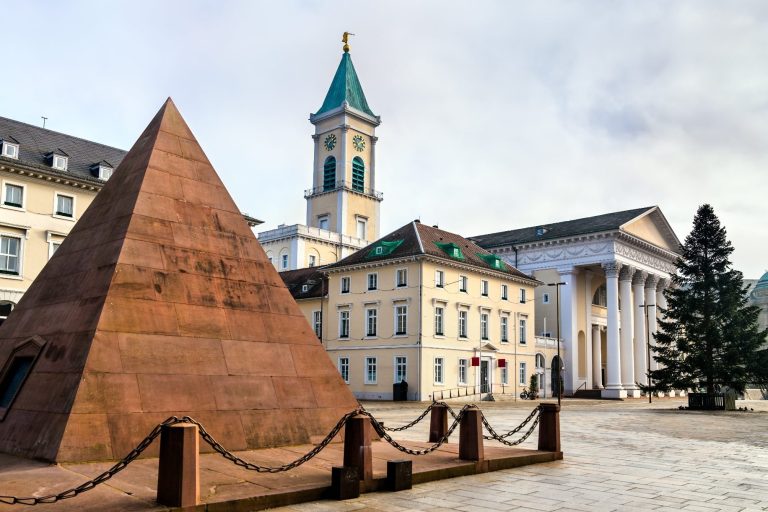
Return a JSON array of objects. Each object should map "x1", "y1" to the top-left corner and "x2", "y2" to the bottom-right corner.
[{"x1": 3, "y1": 1, "x2": 766, "y2": 277}]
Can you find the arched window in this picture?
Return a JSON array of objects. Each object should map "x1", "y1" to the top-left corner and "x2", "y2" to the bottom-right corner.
[
  {"x1": 592, "y1": 284, "x2": 607, "y2": 307},
  {"x1": 323, "y1": 157, "x2": 336, "y2": 192},
  {"x1": 535, "y1": 353, "x2": 545, "y2": 369},
  {"x1": 352, "y1": 157, "x2": 364, "y2": 192}
]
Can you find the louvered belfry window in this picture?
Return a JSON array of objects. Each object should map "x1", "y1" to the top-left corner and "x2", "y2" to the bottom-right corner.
[
  {"x1": 323, "y1": 156, "x2": 336, "y2": 191},
  {"x1": 352, "y1": 157, "x2": 364, "y2": 192}
]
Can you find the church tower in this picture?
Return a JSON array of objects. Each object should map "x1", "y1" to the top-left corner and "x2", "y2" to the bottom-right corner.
[
  {"x1": 305, "y1": 39, "x2": 382, "y2": 242},
  {"x1": 258, "y1": 36, "x2": 382, "y2": 271}
]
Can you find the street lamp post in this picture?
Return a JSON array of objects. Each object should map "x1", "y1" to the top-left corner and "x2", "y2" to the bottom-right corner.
[
  {"x1": 547, "y1": 282, "x2": 566, "y2": 406},
  {"x1": 639, "y1": 303, "x2": 655, "y2": 404}
]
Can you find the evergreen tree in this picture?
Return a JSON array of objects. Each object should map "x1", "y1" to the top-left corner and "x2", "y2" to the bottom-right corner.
[{"x1": 648, "y1": 204, "x2": 768, "y2": 394}]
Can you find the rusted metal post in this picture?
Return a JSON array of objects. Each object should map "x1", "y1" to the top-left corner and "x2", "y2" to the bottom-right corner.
[
  {"x1": 537, "y1": 403, "x2": 561, "y2": 452},
  {"x1": 458, "y1": 405, "x2": 484, "y2": 461},
  {"x1": 156, "y1": 423, "x2": 199, "y2": 508},
  {"x1": 343, "y1": 414, "x2": 372, "y2": 484},
  {"x1": 428, "y1": 403, "x2": 448, "y2": 442}
]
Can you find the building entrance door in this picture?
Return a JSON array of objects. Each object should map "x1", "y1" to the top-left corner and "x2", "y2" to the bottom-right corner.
[{"x1": 480, "y1": 360, "x2": 490, "y2": 394}]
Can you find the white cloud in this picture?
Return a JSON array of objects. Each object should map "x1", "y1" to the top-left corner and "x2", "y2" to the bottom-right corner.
[{"x1": 1, "y1": 0, "x2": 765, "y2": 275}]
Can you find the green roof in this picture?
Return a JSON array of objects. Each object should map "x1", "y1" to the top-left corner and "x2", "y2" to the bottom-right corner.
[
  {"x1": 756, "y1": 271, "x2": 768, "y2": 290},
  {"x1": 315, "y1": 53, "x2": 375, "y2": 117}
]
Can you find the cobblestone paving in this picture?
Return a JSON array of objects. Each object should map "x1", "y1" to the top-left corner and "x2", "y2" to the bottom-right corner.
[{"x1": 273, "y1": 398, "x2": 768, "y2": 512}]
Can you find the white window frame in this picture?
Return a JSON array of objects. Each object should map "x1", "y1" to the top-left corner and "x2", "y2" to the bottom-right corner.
[
  {"x1": 500, "y1": 315, "x2": 509, "y2": 343},
  {"x1": 519, "y1": 362, "x2": 527, "y2": 385},
  {"x1": 394, "y1": 304, "x2": 407, "y2": 336},
  {"x1": 0, "y1": 234, "x2": 22, "y2": 278},
  {"x1": 312, "y1": 310, "x2": 322, "y2": 339},
  {"x1": 480, "y1": 312, "x2": 489, "y2": 340},
  {"x1": 458, "y1": 358, "x2": 468, "y2": 385},
  {"x1": 52, "y1": 154, "x2": 68, "y2": 171},
  {"x1": 2, "y1": 142, "x2": 19, "y2": 159},
  {"x1": 318, "y1": 215, "x2": 329, "y2": 230},
  {"x1": 501, "y1": 366, "x2": 509, "y2": 385},
  {"x1": 520, "y1": 288, "x2": 527, "y2": 304},
  {"x1": 340, "y1": 276, "x2": 351, "y2": 294},
  {"x1": 458, "y1": 310, "x2": 468, "y2": 339},
  {"x1": 365, "y1": 307, "x2": 378, "y2": 337},
  {"x1": 2, "y1": 181, "x2": 25, "y2": 211},
  {"x1": 356, "y1": 216, "x2": 367, "y2": 239},
  {"x1": 53, "y1": 192, "x2": 76, "y2": 220},
  {"x1": 501, "y1": 284, "x2": 508, "y2": 301},
  {"x1": 280, "y1": 253, "x2": 288, "y2": 269},
  {"x1": 434, "y1": 306, "x2": 445, "y2": 336},
  {"x1": 435, "y1": 269, "x2": 445, "y2": 288},
  {"x1": 365, "y1": 356, "x2": 377, "y2": 384},
  {"x1": 394, "y1": 356, "x2": 407, "y2": 384},
  {"x1": 98, "y1": 165, "x2": 113, "y2": 180},
  {"x1": 48, "y1": 239, "x2": 63, "y2": 259},
  {"x1": 459, "y1": 275, "x2": 468, "y2": 293},
  {"x1": 339, "y1": 310, "x2": 350, "y2": 339},
  {"x1": 338, "y1": 357, "x2": 350, "y2": 384},
  {"x1": 481, "y1": 280, "x2": 489, "y2": 297},
  {"x1": 434, "y1": 357, "x2": 444, "y2": 385},
  {"x1": 308, "y1": 254, "x2": 317, "y2": 267},
  {"x1": 396, "y1": 268, "x2": 408, "y2": 288},
  {"x1": 367, "y1": 272, "x2": 378, "y2": 291},
  {"x1": 519, "y1": 317, "x2": 528, "y2": 345}
]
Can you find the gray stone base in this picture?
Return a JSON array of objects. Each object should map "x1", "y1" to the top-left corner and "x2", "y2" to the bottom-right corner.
[
  {"x1": 627, "y1": 389, "x2": 642, "y2": 398},
  {"x1": 602, "y1": 388, "x2": 627, "y2": 399}
]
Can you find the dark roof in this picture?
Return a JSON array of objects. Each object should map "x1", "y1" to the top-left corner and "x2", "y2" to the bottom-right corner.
[
  {"x1": 314, "y1": 52, "x2": 376, "y2": 117},
  {"x1": 471, "y1": 207, "x2": 656, "y2": 248},
  {"x1": 0, "y1": 115, "x2": 127, "y2": 183},
  {"x1": 280, "y1": 267, "x2": 326, "y2": 300},
  {"x1": 325, "y1": 221, "x2": 536, "y2": 282}
]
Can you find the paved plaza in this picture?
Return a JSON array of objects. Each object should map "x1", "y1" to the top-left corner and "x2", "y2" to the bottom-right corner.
[{"x1": 275, "y1": 398, "x2": 768, "y2": 512}]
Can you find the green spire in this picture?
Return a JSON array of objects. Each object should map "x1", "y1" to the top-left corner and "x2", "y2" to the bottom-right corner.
[{"x1": 315, "y1": 53, "x2": 375, "y2": 117}]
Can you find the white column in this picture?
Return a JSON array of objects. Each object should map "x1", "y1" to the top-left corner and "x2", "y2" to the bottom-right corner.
[
  {"x1": 632, "y1": 271, "x2": 648, "y2": 393},
  {"x1": 619, "y1": 266, "x2": 638, "y2": 397},
  {"x1": 584, "y1": 270, "x2": 594, "y2": 389},
  {"x1": 559, "y1": 268, "x2": 579, "y2": 395},
  {"x1": 644, "y1": 275, "x2": 659, "y2": 372},
  {"x1": 602, "y1": 261, "x2": 626, "y2": 398},
  {"x1": 592, "y1": 324, "x2": 602, "y2": 388}
]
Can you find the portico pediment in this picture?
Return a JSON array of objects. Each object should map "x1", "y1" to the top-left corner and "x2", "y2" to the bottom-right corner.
[{"x1": 620, "y1": 207, "x2": 680, "y2": 252}]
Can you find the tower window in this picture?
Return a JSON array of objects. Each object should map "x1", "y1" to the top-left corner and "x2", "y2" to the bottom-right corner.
[
  {"x1": 352, "y1": 157, "x2": 365, "y2": 192},
  {"x1": 323, "y1": 156, "x2": 336, "y2": 191}
]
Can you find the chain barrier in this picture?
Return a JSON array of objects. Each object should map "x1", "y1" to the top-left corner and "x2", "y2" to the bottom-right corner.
[
  {"x1": 359, "y1": 405, "x2": 471, "y2": 456},
  {"x1": 481, "y1": 406, "x2": 542, "y2": 446},
  {"x1": 0, "y1": 404, "x2": 543, "y2": 505},
  {"x1": 0, "y1": 416, "x2": 185, "y2": 506}
]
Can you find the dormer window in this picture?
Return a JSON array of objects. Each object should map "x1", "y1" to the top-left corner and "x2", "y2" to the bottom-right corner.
[
  {"x1": 1, "y1": 140, "x2": 19, "y2": 159},
  {"x1": 91, "y1": 161, "x2": 114, "y2": 181},
  {"x1": 535, "y1": 226, "x2": 548, "y2": 236},
  {"x1": 47, "y1": 150, "x2": 69, "y2": 171}
]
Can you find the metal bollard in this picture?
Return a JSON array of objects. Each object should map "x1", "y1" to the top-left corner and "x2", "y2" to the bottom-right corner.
[
  {"x1": 386, "y1": 459, "x2": 412, "y2": 491},
  {"x1": 156, "y1": 423, "x2": 199, "y2": 508},
  {"x1": 428, "y1": 403, "x2": 448, "y2": 442},
  {"x1": 343, "y1": 414, "x2": 373, "y2": 484},
  {"x1": 537, "y1": 403, "x2": 561, "y2": 453},
  {"x1": 458, "y1": 405, "x2": 484, "y2": 461}
]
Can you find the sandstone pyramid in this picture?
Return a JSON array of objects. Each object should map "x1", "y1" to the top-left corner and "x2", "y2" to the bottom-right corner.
[{"x1": 0, "y1": 99, "x2": 358, "y2": 462}]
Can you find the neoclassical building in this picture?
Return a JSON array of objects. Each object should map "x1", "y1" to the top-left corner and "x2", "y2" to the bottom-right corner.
[
  {"x1": 748, "y1": 272, "x2": 768, "y2": 344},
  {"x1": 258, "y1": 41, "x2": 382, "y2": 271},
  {"x1": 473, "y1": 206, "x2": 681, "y2": 398}
]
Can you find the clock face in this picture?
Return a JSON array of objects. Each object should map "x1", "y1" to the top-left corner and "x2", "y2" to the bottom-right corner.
[
  {"x1": 352, "y1": 134, "x2": 366, "y2": 152},
  {"x1": 324, "y1": 134, "x2": 337, "y2": 151}
]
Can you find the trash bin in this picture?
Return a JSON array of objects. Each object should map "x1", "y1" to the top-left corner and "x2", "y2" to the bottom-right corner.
[{"x1": 393, "y1": 380, "x2": 408, "y2": 401}]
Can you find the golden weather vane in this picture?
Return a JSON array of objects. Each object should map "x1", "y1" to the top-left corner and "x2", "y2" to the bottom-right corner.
[{"x1": 342, "y1": 32, "x2": 355, "y2": 53}]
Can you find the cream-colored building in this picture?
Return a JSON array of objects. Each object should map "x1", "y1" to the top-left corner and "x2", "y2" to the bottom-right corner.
[
  {"x1": 473, "y1": 206, "x2": 681, "y2": 399},
  {"x1": 0, "y1": 115, "x2": 262, "y2": 326},
  {"x1": 259, "y1": 43, "x2": 382, "y2": 271},
  {"x1": 0, "y1": 116, "x2": 126, "y2": 324},
  {"x1": 283, "y1": 221, "x2": 554, "y2": 401}
]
